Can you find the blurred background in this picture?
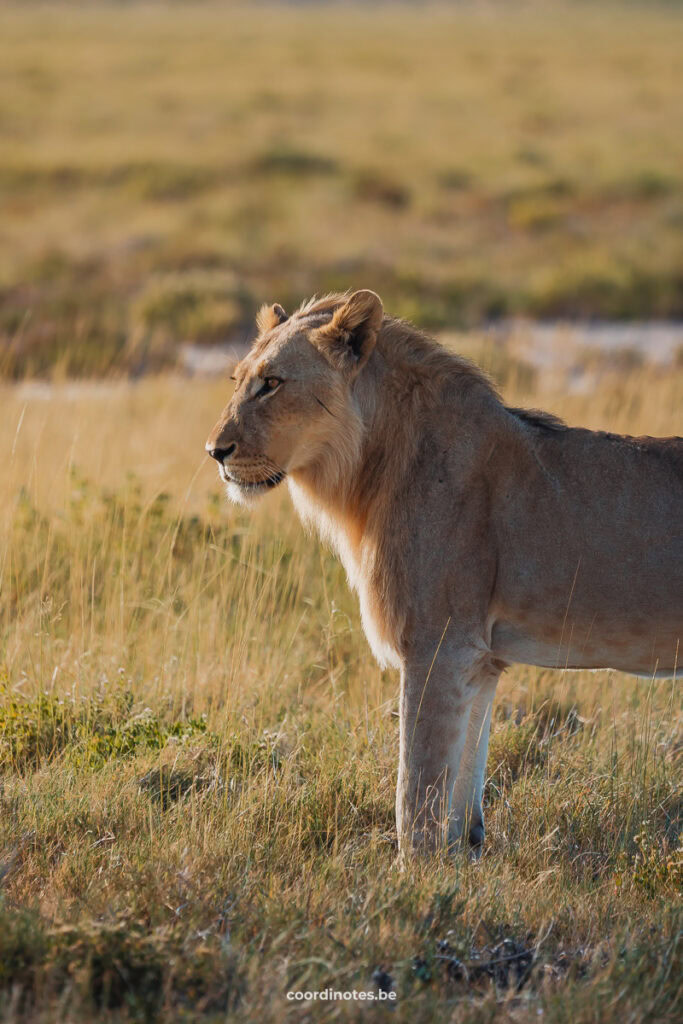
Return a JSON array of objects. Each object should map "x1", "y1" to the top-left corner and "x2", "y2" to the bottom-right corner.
[{"x1": 2, "y1": 0, "x2": 682, "y2": 389}]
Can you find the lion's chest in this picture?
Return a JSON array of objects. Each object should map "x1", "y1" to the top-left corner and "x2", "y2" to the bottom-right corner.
[
  {"x1": 326, "y1": 528, "x2": 401, "y2": 670},
  {"x1": 288, "y1": 481, "x2": 401, "y2": 670},
  {"x1": 355, "y1": 579, "x2": 402, "y2": 670}
]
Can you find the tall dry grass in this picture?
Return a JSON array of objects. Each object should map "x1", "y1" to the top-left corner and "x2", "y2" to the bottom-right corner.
[{"x1": 0, "y1": 355, "x2": 681, "y2": 1021}]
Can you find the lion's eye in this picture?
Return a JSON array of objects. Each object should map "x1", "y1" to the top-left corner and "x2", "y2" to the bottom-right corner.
[{"x1": 259, "y1": 376, "x2": 282, "y2": 396}]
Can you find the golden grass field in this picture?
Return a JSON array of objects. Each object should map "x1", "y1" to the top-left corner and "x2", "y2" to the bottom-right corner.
[
  {"x1": 1, "y1": 1, "x2": 682, "y2": 376},
  {"x1": 0, "y1": 2, "x2": 682, "y2": 1022},
  {"x1": 1, "y1": 359, "x2": 681, "y2": 1022}
]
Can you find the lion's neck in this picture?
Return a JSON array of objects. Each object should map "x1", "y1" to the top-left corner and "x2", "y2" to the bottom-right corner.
[
  {"x1": 288, "y1": 353, "x2": 498, "y2": 667},
  {"x1": 287, "y1": 473, "x2": 402, "y2": 668},
  {"x1": 287, "y1": 334, "x2": 509, "y2": 665},
  {"x1": 286, "y1": 360, "x2": 425, "y2": 654}
]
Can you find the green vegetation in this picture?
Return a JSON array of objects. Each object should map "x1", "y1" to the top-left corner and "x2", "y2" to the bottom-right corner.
[
  {"x1": 0, "y1": 367, "x2": 681, "y2": 1021},
  {"x1": 0, "y1": 681, "x2": 209, "y2": 773},
  {"x1": 1, "y1": 1, "x2": 683, "y2": 376}
]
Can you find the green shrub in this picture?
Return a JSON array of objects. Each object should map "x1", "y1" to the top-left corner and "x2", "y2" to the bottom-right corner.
[{"x1": 0, "y1": 682, "x2": 209, "y2": 774}]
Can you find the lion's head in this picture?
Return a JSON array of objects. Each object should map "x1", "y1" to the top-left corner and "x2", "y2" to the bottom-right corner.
[{"x1": 205, "y1": 290, "x2": 383, "y2": 504}]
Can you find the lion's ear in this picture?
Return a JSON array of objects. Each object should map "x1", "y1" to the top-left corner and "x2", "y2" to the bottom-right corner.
[
  {"x1": 314, "y1": 290, "x2": 383, "y2": 375},
  {"x1": 256, "y1": 302, "x2": 288, "y2": 333}
]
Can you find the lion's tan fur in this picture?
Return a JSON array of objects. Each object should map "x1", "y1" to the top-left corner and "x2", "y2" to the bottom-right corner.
[
  {"x1": 207, "y1": 291, "x2": 683, "y2": 853},
  {"x1": 276, "y1": 294, "x2": 501, "y2": 667}
]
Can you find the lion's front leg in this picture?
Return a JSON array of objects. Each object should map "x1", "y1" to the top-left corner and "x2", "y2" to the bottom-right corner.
[
  {"x1": 396, "y1": 647, "x2": 484, "y2": 854},
  {"x1": 447, "y1": 670, "x2": 500, "y2": 855}
]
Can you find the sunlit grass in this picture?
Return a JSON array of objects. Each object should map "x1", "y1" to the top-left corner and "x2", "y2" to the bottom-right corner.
[{"x1": 0, "y1": 358, "x2": 681, "y2": 1020}]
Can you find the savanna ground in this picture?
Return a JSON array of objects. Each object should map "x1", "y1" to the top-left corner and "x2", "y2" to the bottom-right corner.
[{"x1": 1, "y1": 2, "x2": 682, "y2": 1022}]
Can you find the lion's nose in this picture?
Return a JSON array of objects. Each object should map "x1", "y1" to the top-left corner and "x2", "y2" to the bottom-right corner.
[{"x1": 207, "y1": 442, "x2": 237, "y2": 462}]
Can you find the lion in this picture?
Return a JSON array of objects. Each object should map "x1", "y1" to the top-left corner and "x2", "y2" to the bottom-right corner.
[{"x1": 206, "y1": 290, "x2": 683, "y2": 854}]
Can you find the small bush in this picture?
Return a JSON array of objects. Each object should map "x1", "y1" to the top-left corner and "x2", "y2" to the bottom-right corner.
[
  {"x1": 251, "y1": 145, "x2": 338, "y2": 177},
  {"x1": 77, "y1": 708, "x2": 209, "y2": 770},
  {"x1": 0, "y1": 682, "x2": 209, "y2": 774},
  {"x1": 351, "y1": 169, "x2": 411, "y2": 209},
  {"x1": 436, "y1": 167, "x2": 474, "y2": 191},
  {"x1": 0, "y1": 911, "x2": 243, "y2": 1019},
  {"x1": 617, "y1": 827, "x2": 683, "y2": 898},
  {"x1": 0, "y1": 907, "x2": 48, "y2": 992},
  {"x1": 0, "y1": 682, "x2": 81, "y2": 774}
]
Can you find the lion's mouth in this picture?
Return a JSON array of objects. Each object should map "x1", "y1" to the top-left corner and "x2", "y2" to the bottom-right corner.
[{"x1": 222, "y1": 468, "x2": 286, "y2": 492}]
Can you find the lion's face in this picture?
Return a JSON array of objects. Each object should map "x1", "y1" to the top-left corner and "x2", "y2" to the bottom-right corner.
[{"x1": 205, "y1": 291, "x2": 383, "y2": 505}]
